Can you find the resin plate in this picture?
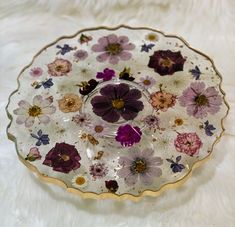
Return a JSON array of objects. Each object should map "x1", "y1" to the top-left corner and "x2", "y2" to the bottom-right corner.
[{"x1": 7, "y1": 26, "x2": 229, "y2": 200}]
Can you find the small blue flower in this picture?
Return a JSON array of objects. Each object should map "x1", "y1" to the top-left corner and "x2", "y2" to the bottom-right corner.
[
  {"x1": 56, "y1": 44, "x2": 75, "y2": 55},
  {"x1": 189, "y1": 66, "x2": 201, "y2": 80},
  {"x1": 166, "y1": 156, "x2": 185, "y2": 173},
  {"x1": 141, "y1": 43, "x2": 155, "y2": 52},
  {"x1": 35, "y1": 78, "x2": 54, "y2": 89},
  {"x1": 30, "y1": 130, "x2": 50, "y2": 146},
  {"x1": 203, "y1": 120, "x2": 216, "y2": 136}
]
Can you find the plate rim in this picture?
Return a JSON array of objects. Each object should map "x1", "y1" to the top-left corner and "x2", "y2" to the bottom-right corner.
[{"x1": 5, "y1": 24, "x2": 230, "y2": 201}]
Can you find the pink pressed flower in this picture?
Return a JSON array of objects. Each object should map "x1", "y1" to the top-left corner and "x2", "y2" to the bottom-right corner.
[
  {"x1": 47, "y1": 58, "x2": 72, "y2": 77},
  {"x1": 89, "y1": 163, "x2": 108, "y2": 179},
  {"x1": 179, "y1": 82, "x2": 222, "y2": 119},
  {"x1": 13, "y1": 95, "x2": 56, "y2": 128},
  {"x1": 25, "y1": 147, "x2": 41, "y2": 162},
  {"x1": 174, "y1": 132, "x2": 202, "y2": 156},
  {"x1": 73, "y1": 50, "x2": 88, "y2": 62},
  {"x1": 139, "y1": 76, "x2": 156, "y2": 89},
  {"x1": 117, "y1": 147, "x2": 163, "y2": 186},
  {"x1": 91, "y1": 34, "x2": 135, "y2": 64},
  {"x1": 115, "y1": 124, "x2": 142, "y2": 147},
  {"x1": 30, "y1": 67, "x2": 43, "y2": 77}
]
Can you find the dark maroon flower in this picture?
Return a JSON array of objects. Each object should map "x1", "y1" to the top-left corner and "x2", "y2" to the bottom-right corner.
[
  {"x1": 96, "y1": 68, "x2": 115, "y2": 81},
  {"x1": 78, "y1": 79, "x2": 99, "y2": 95},
  {"x1": 91, "y1": 83, "x2": 144, "y2": 123},
  {"x1": 43, "y1": 142, "x2": 81, "y2": 173},
  {"x1": 105, "y1": 180, "x2": 119, "y2": 193},
  {"x1": 115, "y1": 124, "x2": 142, "y2": 147},
  {"x1": 148, "y1": 50, "x2": 186, "y2": 76}
]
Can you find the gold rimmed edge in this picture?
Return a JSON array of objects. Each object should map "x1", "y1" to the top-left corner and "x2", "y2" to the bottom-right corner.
[{"x1": 6, "y1": 25, "x2": 230, "y2": 201}]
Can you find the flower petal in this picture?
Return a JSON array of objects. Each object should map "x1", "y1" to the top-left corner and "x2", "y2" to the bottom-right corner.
[
  {"x1": 42, "y1": 106, "x2": 56, "y2": 114},
  {"x1": 13, "y1": 107, "x2": 28, "y2": 115},
  {"x1": 123, "y1": 88, "x2": 142, "y2": 100},
  {"x1": 38, "y1": 115, "x2": 50, "y2": 124},
  {"x1": 118, "y1": 51, "x2": 132, "y2": 61},
  {"x1": 25, "y1": 116, "x2": 35, "y2": 127},
  {"x1": 18, "y1": 100, "x2": 31, "y2": 109},
  {"x1": 122, "y1": 43, "x2": 135, "y2": 50},
  {"x1": 16, "y1": 115, "x2": 27, "y2": 124},
  {"x1": 102, "y1": 109, "x2": 120, "y2": 123},
  {"x1": 97, "y1": 52, "x2": 110, "y2": 62},
  {"x1": 117, "y1": 166, "x2": 131, "y2": 178},
  {"x1": 91, "y1": 95, "x2": 112, "y2": 109},
  {"x1": 116, "y1": 83, "x2": 130, "y2": 97},
  {"x1": 117, "y1": 36, "x2": 129, "y2": 44},
  {"x1": 124, "y1": 173, "x2": 138, "y2": 186},
  {"x1": 33, "y1": 95, "x2": 43, "y2": 106},
  {"x1": 91, "y1": 44, "x2": 105, "y2": 52},
  {"x1": 109, "y1": 55, "x2": 119, "y2": 65},
  {"x1": 139, "y1": 173, "x2": 154, "y2": 185},
  {"x1": 107, "y1": 34, "x2": 118, "y2": 43}
]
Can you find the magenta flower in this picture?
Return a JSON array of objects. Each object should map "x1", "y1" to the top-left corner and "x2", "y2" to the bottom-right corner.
[
  {"x1": 91, "y1": 34, "x2": 135, "y2": 64},
  {"x1": 115, "y1": 124, "x2": 142, "y2": 147},
  {"x1": 91, "y1": 83, "x2": 144, "y2": 123},
  {"x1": 43, "y1": 142, "x2": 81, "y2": 173},
  {"x1": 25, "y1": 147, "x2": 42, "y2": 162},
  {"x1": 148, "y1": 50, "x2": 186, "y2": 76},
  {"x1": 179, "y1": 82, "x2": 222, "y2": 118},
  {"x1": 174, "y1": 132, "x2": 202, "y2": 156},
  {"x1": 96, "y1": 68, "x2": 115, "y2": 81},
  {"x1": 30, "y1": 67, "x2": 43, "y2": 77},
  {"x1": 117, "y1": 147, "x2": 163, "y2": 186},
  {"x1": 89, "y1": 163, "x2": 108, "y2": 179}
]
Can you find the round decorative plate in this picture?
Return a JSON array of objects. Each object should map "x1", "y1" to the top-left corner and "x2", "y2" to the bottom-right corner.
[{"x1": 7, "y1": 25, "x2": 229, "y2": 200}]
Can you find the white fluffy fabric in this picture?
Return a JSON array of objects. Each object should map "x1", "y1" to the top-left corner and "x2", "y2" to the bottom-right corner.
[{"x1": 1, "y1": 1, "x2": 235, "y2": 226}]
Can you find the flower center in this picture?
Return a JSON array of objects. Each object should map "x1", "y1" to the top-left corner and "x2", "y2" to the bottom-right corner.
[
  {"x1": 75, "y1": 176, "x2": 86, "y2": 185},
  {"x1": 175, "y1": 118, "x2": 184, "y2": 126},
  {"x1": 95, "y1": 125, "x2": 104, "y2": 133},
  {"x1": 65, "y1": 98, "x2": 75, "y2": 107},
  {"x1": 195, "y1": 95, "x2": 208, "y2": 106},
  {"x1": 133, "y1": 159, "x2": 147, "y2": 173},
  {"x1": 112, "y1": 99, "x2": 124, "y2": 109},
  {"x1": 106, "y1": 43, "x2": 122, "y2": 55},
  {"x1": 148, "y1": 34, "x2": 157, "y2": 41},
  {"x1": 143, "y1": 79, "x2": 151, "y2": 85},
  {"x1": 61, "y1": 154, "x2": 70, "y2": 161},
  {"x1": 55, "y1": 65, "x2": 63, "y2": 72},
  {"x1": 159, "y1": 57, "x2": 174, "y2": 68},
  {"x1": 28, "y1": 105, "x2": 42, "y2": 117}
]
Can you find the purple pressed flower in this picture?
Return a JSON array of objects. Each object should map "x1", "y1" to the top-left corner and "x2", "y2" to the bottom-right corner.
[
  {"x1": 148, "y1": 50, "x2": 186, "y2": 76},
  {"x1": 56, "y1": 44, "x2": 75, "y2": 55},
  {"x1": 91, "y1": 83, "x2": 144, "y2": 123},
  {"x1": 141, "y1": 43, "x2": 155, "y2": 52},
  {"x1": 96, "y1": 68, "x2": 115, "y2": 81},
  {"x1": 142, "y1": 115, "x2": 159, "y2": 129},
  {"x1": 190, "y1": 66, "x2": 201, "y2": 80},
  {"x1": 30, "y1": 129, "x2": 49, "y2": 146},
  {"x1": 34, "y1": 78, "x2": 54, "y2": 89},
  {"x1": 105, "y1": 180, "x2": 119, "y2": 193},
  {"x1": 178, "y1": 82, "x2": 222, "y2": 118},
  {"x1": 117, "y1": 147, "x2": 163, "y2": 186},
  {"x1": 115, "y1": 124, "x2": 142, "y2": 147},
  {"x1": 43, "y1": 142, "x2": 81, "y2": 174},
  {"x1": 72, "y1": 113, "x2": 91, "y2": 127},
  {"x1": 30, "y1": 67, "x2": 43, "y2": 77},
  {"x1": 203, "y1": 120, "x2": 216, "y2": 136},
  {"x1": 25, "y1": 147, "x2": 42, "y2": 162},
  {"x1": 89, "y1": 163, "x2": 108, "y2": 179},
  {"x1": 139, "y1": 76, "x2": 156, "y2": 89},
  {"x1": 166, "y1": 156, "x2": 185, "y2": 173},
  {"x1": 73, "y1": 50, "x2": 88, "y2": 61},
  {"x1": 91, "y1": 34, "x2": 135, "y2": 64},
  {"x1": 78, "y1": 79, "x2": 99, "y2": 95}
]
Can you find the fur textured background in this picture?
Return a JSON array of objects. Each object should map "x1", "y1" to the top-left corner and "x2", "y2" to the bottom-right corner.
[{"x1": 0, "y1": 0, "x2": 235, "y2": 226}]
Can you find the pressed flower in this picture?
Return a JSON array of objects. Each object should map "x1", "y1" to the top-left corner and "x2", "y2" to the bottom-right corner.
[
  {"x1": 139, "y1": 76, "x2": 156, "y2": 89},
  {"x1": 145, "y1": 33, "x2": 159, "y2": 42},
  {"x1": 72, "y1": 174, "x2": 88, "y2": 189},
  {"x1": 117, "y1": 147, "x2": 163, "y2": 186},
  {"x1": 115, "y1": 124, "x2": 142, "y2": 147},
  {"x1": 105, "y1": 180, "x2": 119, "y2": 193},
  {"x1": 73, "y1": 50, "x2": 88, "y2": 62},
  {"x1": 91, "y1": 34, "x2": 135, "y2": 64},
  {"x1": 30, "y1": 67, "x2": 43, "y2": 77},
  {"x1": 155, "y1": 135, "x2": 172, "y2": 151},
  {"x1": 72, "y1": 113, "x2": 91, "y2": 127},
  {"x1": 89, "y1": 163, "x2": 108, "y2": 179},
  {"x1": 56, "y1": 44, "x2": 76, "y2": 55},
  {"x1": 178, "y1": 82, "x2": 222, "y2": 118},
  {"x1": 96, "y1": 68, "x2": 115, "y2": 81},
  {"x1": 34, "y1": 78, "x2": 54, "y2": 89},
  {"x1": 43, "y1": 142, "x2": 81, "y2": 173},
  {"x1": 148, "y1": 50, "x2": 186, "y2": 76},
  {"x1": 30, "y1": 129, "x2": 49, "y2": 146},
  {"x1": 142, "y1": 115, "x2": 159, "y2": 129},
  {"x1": 25, "y1": 147, "x2": 41, "y2": 162},
  {"x1": 78, "y1": 79, "x2": 99, "y2": 95},
  {"x1": 91, "y1": 83, "x2": 144, "y2": 123},
  {"x1": 13, "y1": 95, "x2": 56, "y2": 128},
  {"x1": 47, "y1": 58, "x2": 72, "y2": 77},
  {"x1": 174, "y1": 132, "x2": 202, "y2": 156},
  {"x1": 79, "y1": 33, "x2": 92, "y2": 44},
  {"x1": 166, "y1": 156, "x2": 185, "y2": 173},
  {"x1": 190, "y1": 66, "x2": 201, "y2": 80},
  {"x1": 87, "y1": 120, "x2": 108, "y2": 137},
  {"x1": 141, "y1": 43, "x2": 155, "y2": 52},
  {"x1": 58, "y1": 93, "x2": 82, "y2": 113},
  {"x1": 202, "y1": 120, "x2": 216, "y2": 136},
  {"x1": 150, "y1": 91, "x2": 176, "y2": 111},
  {"x1": 119, "y1": 67, "x2": 135, "y2": 81}
]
